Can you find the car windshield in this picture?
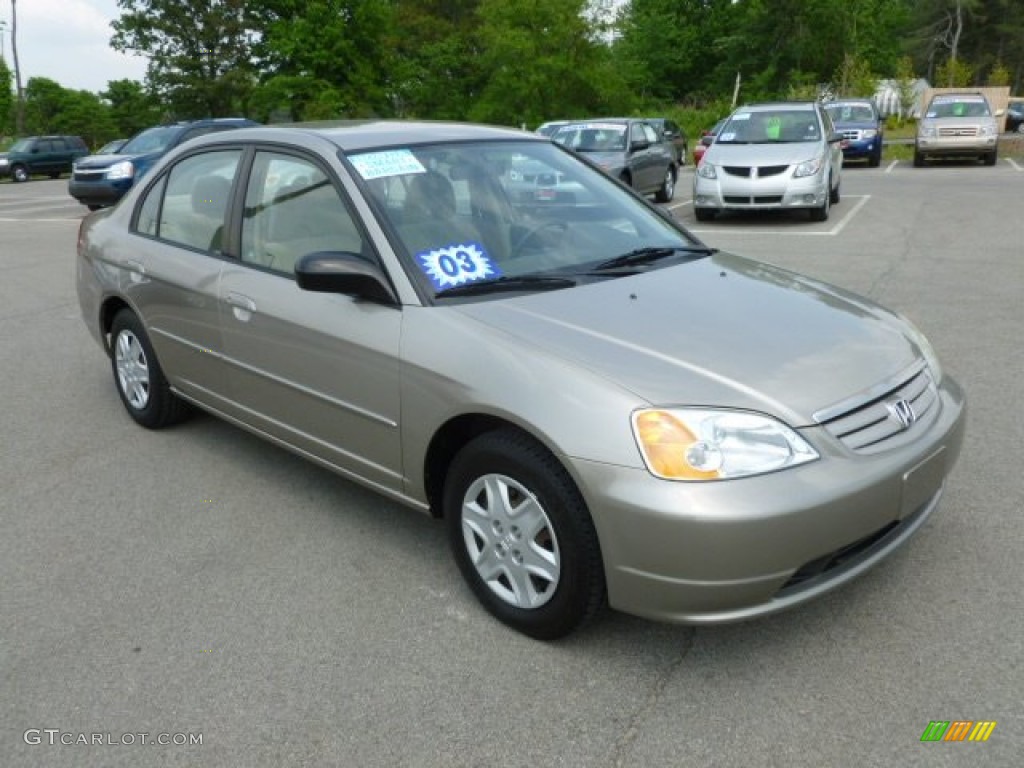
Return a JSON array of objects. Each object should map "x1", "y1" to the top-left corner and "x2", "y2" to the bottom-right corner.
[
  {"x1": 717, "y1": 110, "x2": 821, "y2": 144},
  {"x1": 350, "y1": 140, "x2": 703, "y2": 299},
  {"x1": 119, "y1": 125, "x2": 180, "y2": 155},
  {"x1": 551, "y1": 123, "x2": 628, "y2": 152},
  {"x1": 9, "y1": 139, "x2": 32, "y2": 152},
  {"x1": 825, "y1": 104, "x2": 876, "y2": 122},
  {"x1": 925, "y1": 97, "x2": 991, "y2": 118}
]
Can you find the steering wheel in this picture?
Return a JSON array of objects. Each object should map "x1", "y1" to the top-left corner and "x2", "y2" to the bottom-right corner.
[{"x1": 510, "y1": 220, "x2": 568, "y2": 258}]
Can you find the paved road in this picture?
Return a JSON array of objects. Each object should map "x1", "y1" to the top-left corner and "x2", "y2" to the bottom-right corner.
[{"x1": 2, "y1": 169, "x2": 1021, "y2": 767}]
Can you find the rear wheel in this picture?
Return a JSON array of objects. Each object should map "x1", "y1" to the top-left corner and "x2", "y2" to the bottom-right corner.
[
  {"x1": 11, "y1": 164, "x2": 29, "y2": 182},
  {"x1": 654, "y1": 166, "x2": 675, "y2": 203},
  {"x1": 109, "y1": 309, "x2": 190, "y2": 429},
  {"x1": 444, "y1": 430, "x2": 605, "y2": 640}
]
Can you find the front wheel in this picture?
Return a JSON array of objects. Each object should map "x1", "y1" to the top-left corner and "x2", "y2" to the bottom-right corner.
[
  {"x1": 654, "y1": 166, "x2": 675, "y2": 203},
  {"x1": 11, "y1": 165, "x2": 29, "y2": 182},
  {"x1": 444, "y1": 430, "x2": 605, "y2": 640},
  {"x1": 49, "y1": 172, "x2": 61, "y2": 179},
  {"x1": 983, "y1": 151, "x2": 997, "y2": 166},
  {"x1": 913, "y1": 150, "x2": 925, "y2": 168},
  {"x1": 694, "y1": 207, "x2": 716, "y2": 222},
  {"x1": 809, "y1": 181, "x2": 831, "y2": 222},
  {"x1": 109, "y1": 309, "x2": 190, "y2": 429}
]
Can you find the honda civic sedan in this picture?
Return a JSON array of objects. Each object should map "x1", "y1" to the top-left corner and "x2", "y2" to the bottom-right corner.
[{"x1": 77, "y1": 121, "x2": 965, "y2": 639}]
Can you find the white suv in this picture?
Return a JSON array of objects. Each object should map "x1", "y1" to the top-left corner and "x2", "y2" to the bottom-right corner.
[{"x1": 915, "y1": 93, "x2": 1000, "y2": 167}]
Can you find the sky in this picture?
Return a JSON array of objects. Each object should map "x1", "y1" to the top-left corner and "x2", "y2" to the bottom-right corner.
[{"x1": 0, "y1": 0, "x2": 148, "y2": 93}]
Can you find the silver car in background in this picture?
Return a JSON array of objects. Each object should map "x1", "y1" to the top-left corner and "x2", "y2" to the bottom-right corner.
[
  {"x1": 77, "y1": 122, "x2": 964, "y2": 639},
  {"x1": 914, "y1": 92, "x2": 1000, "y2": 167},
  {"x1": 693, "y1": 101, "x2": 844, "y2": 221}
]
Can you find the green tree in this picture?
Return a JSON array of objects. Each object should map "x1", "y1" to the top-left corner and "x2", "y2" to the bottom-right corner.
[
  {"x1": 0, "y1": 58, "x2": 13, "y2": 137},
  {"x1": 102, "y1": 79, "x2": 163, "y2": 137},
  {"x1": 470, "y1": 0, "x2": 625, "y2": 126},
  {"x1": 248, "y1": 0, "x2": 394, "y2": 121},
  {"x1": 23, "y1": 77, "x2": 117, "y2": 146},
  {"x1": 935, "y1": 56, "x2": 974, "y2": 87},
  {"x1": 111, "y1": 0, "x2": 257, "y2": 118}
]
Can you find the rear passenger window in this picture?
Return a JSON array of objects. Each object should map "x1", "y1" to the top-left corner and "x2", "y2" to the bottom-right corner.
[
  {"x1": 137, "y1": 150, "x2": 241, "y2": 252},
  {"x1": 240, "y1": 152, "x2": 365, "y2": 275}
]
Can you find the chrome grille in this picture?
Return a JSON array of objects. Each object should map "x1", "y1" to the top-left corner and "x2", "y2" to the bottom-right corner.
[
  {"x1": 841, "y1": 129, "x2": 861, "y2": 141},
  {"x1": 817, "y1": 367, "x2": 938, "y2": 454},
  {"x1": 938, "y1": 126, "x2": 979, "y2": 137}
]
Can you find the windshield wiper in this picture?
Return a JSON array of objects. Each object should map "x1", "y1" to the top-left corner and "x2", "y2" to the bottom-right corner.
[
  {"x1": 435, "y1": 274, "x2": 576, "y2": 298},
  {"x1": 589, "y1": 245, "x2": 716, "y2": 272}
]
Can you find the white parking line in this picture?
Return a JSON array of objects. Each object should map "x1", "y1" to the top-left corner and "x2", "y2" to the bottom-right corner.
[
  {"x1": 885, "y1": 160, "x2": 899, "y2": 173},
  {"x1": 686, "y1": 195, "x2": 870, "y2": 237},
  {"x1": 1007, "y1": 158, "x2": 1023, "y2": 171},
  {"x1": 666, "y1": 198, "x2": 692, "y2": 211}
]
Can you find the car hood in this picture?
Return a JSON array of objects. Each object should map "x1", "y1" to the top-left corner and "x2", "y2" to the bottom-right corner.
[
  {"x1": 706, "y1": 142, "x2": 823, "y2": 165},
  {"x1": 453, "y1": 252, "x2": 922, "y2": 425},
  {"x1": 75, "y1": 152, "x2": 157, "y2": 170}
]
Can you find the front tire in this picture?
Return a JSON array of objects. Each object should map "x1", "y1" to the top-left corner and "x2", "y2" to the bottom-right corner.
[
  {"x1": 444, "y1": 430, "x2": 605, "y2": 640},
  {"x1": 984, "y1": 151, "x2": 997, "y2": 166},
  {"x1": 109, "y1": 309, "x2": 190, "y2": 429},
  {"x1": 654, "y1": 166, "x2": 676, "y2": 203},
  {"x1": 809, "y1": 181, "x2": 831, "y2": 222},
  {"x1": 913, "y1": 149, "x2": 925, "y2": 167},
  {"x1": 11, "y1": 164, "x2": 29, "y2": 182}
]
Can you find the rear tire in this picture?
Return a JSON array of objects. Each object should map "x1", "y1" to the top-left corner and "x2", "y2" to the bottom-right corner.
[
  {"x1": 444, "y1": 429, "x2": 605, "y2": 640},
  {"x1": 109, "y1": 309, "x2": 190, "y2": 429},
  {"x1": 654, "y1": 166, "x2": 675, "y2": 203}
]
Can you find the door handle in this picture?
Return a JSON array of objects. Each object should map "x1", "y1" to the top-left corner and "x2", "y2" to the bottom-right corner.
[{"x1": 226, "y1": 292, "x2": 256, "y2": 321}]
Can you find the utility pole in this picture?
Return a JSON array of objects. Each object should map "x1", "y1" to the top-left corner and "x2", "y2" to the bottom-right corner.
[{"x1": 12, "y1": 0, "x2": 23, "y2": 134}]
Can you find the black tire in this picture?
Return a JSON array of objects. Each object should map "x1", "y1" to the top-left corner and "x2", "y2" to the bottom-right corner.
[
  {"x1": 109, "y1": 309, "x2": 190, "y2": 429},
  {"x1": 654, "y1": 166, "x2": 676, "y2": 203},
  {"x1": 829, "y1": 176, "x2": 841, "y2": 205},
  {"x1": 444, "y1": 429, "x2": 605, "y2": 640},
  {"x1": 87, "y1": 204, "x2": 103, "y2": 212},
  {"x1": 913, "y1": 150, "x2": 925, "y2": 168},
  {"x1": 809, "y1": 179, "x2": 831, "y2": 222},
  {"x1": 11, "y1": 164, "x2": 29, "y2": 183},
  {"x1": 983, "y1": 151, "x2": 997, "y2": 166},
  {"x1": 869, "y1": 148, "x2": 882, "y2": 168},
  {"x1": 49, "y1": 172, "x2": 61, "y2": 179},
  {"x1": 694, "y1": 207, "x2": 716, "y2": 222},
  {"x1": 619, "y1": 171, "x2": 633, "y2": 189}
]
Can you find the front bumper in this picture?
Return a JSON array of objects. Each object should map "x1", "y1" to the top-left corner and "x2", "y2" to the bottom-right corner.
[
  {"x1": 841, "y1": 137, "x2": 880, "y2": 160},
  {"x1": 68, "y1": 176, "x2": 134, "y2": 207},
  {"x1": 916, "y1": 135, "x2": 997, "y2": 157},
  {"x1": 693, "y1": 167, "x2": 828, "y2": 211},
  {"x1": 571, "y1": 375, "x2": 966, "y2": 624}
]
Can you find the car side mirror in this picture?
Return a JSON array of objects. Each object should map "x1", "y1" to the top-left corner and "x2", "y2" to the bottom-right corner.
[
  {"x1": 995, "y1": 108, "x2": 1005, "y2": 117},
  {"x1": 829, "y1": 131, "x2": 843, "y2": 143},
  {"x1": 295, "y1": 251, "x2": 397, "y2": 305}
]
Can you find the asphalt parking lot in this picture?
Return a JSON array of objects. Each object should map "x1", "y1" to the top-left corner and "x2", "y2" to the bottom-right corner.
[{"x1": 2, "y1": 164, "x2": 1022, "y2": 767}]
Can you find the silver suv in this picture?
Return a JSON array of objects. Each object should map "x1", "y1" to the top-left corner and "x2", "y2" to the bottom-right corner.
[{"x1": 915, "y1": 93, "x2": 999, "y2": 167}]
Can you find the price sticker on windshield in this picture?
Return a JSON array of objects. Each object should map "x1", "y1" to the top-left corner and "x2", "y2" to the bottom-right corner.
[{"x1": 416, "y1": 242, "x2": 501, "y2": 290}]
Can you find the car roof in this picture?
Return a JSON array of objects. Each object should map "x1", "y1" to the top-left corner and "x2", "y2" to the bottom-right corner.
[
  {"x1": 740, "y1": 102, "x2": 817, "y2": 112},
  {"x1": 191, "y1": 120, "x2": 539, "y2": 153}
]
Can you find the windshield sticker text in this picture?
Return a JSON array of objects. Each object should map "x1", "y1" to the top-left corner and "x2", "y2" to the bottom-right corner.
[
  {"x1": 350, "y1": 150, "x2": 427, "y2": 181},
  {"x1": 416, "y1": 242, "x2": 500, "y2": 290}
]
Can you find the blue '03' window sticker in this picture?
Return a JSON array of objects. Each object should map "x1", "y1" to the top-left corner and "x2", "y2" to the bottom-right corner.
[{"x1": 416, "y1": 242, "x2": 501, "y2": 291}]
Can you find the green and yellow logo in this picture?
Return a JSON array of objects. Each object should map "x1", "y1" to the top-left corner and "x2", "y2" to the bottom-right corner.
[{"x1": 920, "y1": 720, "x2": 997, "y2": 742}]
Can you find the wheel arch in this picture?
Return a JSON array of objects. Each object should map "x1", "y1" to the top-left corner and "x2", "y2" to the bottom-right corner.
[
  {"x1": 423, "y1": 413, "x2": 567, "y2": 519},
  {"x1": 99, "y1": 296, "x2": 135, "y2": 356}
]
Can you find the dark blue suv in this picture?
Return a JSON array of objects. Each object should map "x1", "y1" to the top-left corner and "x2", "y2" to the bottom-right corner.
[
  {"x1": 824, "y1": 99, "x2": 884, "y2": 167},
  {"x1": 68, "y1": 118, "x2": 259, "y2": 209}
]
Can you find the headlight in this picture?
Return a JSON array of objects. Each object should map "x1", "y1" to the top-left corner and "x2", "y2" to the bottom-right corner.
[
  {"x1": 632, "y1": 409, "x2": 818, "y2": 481},
  {"x1": 919, "y1": 123, "x2": 936, "y2": 139},
  {"x1": 862, "y1": 129, "x2": 878, "y2": 139},
  {"x1": 979, "y1": 123, "x2": 996, "y2": 137},
  {"x1": 106, "y1": 160, "x2": 135, "y2": 180},
  {"x1": 696, "y1": 161, "x2": 717, "y2": 179},
  {"x1": 793, "y1": 156, "x2": 824, "y2": 178},
  {"x1": 899, "y1": 315, "x2": 943, "y2": 383}
]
